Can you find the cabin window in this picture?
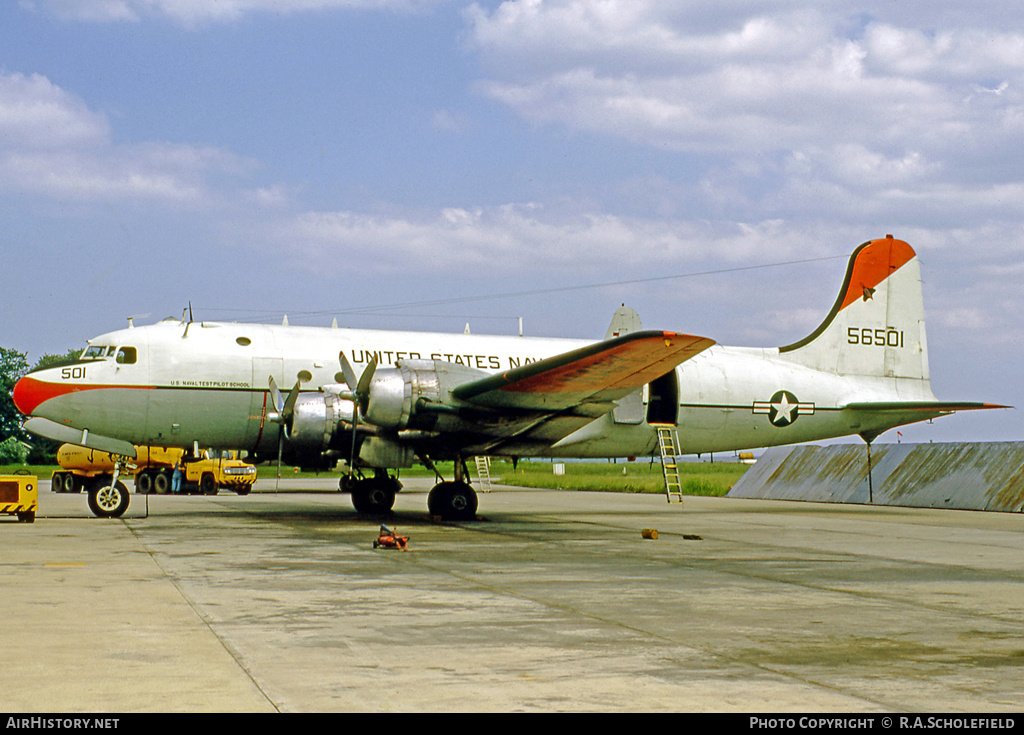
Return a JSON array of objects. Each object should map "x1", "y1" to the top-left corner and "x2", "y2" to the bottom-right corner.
[
  {"x1": 236, "y1": 337, "x2": 251, "y2": 346},
  {"x1": 115, "y1": 347, "x2": 138, "y2": 365}
]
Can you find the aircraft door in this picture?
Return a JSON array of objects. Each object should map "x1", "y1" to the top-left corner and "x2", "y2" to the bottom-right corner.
[{"x1": 646, "y1": 370, "x2": 679, "y2": 425}]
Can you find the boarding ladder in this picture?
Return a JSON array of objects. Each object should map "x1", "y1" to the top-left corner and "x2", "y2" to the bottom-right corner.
[
  {"x1": 474, "y1": 456, "x2": 493, "y2": 493},
  {"x1": 654, "y1": 425, "x2": 684, "y2": 504}
]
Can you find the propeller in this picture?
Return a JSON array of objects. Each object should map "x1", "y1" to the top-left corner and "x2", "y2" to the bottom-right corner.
[
  {"x1": 338, "y1": 353, "x2": 377, "y2": 476},
  {"x1": 268, "y1": 375, "x2": 301, "y2": 488}
]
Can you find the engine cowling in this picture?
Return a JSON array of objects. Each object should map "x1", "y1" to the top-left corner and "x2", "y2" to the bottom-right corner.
[
  {"x1": 362, "y1": 361, "x2": 443, "y2": 431},
  {"x1": 288, "y1": 392, "x2": 354, "y2": 449},
  {"x1": 273, "y1": 359, "x2": 472, "y2": 468}
]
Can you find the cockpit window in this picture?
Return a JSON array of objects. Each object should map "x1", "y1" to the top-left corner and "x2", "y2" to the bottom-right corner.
[
  {"x1": 82, "y1": 346, "x2": 108, "y2": 359},
  {"x1": 116, "y1": 347, "x2": 137, "y2": 364}
]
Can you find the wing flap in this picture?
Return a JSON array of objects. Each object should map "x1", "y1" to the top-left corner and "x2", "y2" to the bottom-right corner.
[{"x1": 452, "y1": 330, "x2": 714, "y2": 412}]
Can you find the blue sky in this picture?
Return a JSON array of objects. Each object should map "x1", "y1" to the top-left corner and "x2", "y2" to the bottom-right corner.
[{"x1": 2, "y1": 1, "x2": 1021, "y2": 444}]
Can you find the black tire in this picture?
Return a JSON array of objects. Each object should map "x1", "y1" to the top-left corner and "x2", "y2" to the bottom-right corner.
[
  {"x1": 136, "y1": 471, "x2": 153, "y2": 494},
  {"x1": 51, "y1": 473, "x2": 65, "y2": 494},
  {"x1": 200, "y1": 473, "x2": 218, "y2": 495},
  {"x1": 87, "y1": 481, "x2": 130, "y2": 519},
  {"x1": 153, "y1": 472, "x2": 170, "y2": 494},
  {"x1": 233, "y1": 485, "x2": 252, "y2": 496},
  {"x1": 17, "y1": 511, "x2": 35, "y2": 523},
  {"x1": 351, "y1": 480, "x2": 396, "y2": 515},
  {"x1": 427, "y1": 481, "x2": 478, "y2": 521}
]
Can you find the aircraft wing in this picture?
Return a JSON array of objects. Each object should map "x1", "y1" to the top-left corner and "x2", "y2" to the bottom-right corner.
[
  {"x1": 452, "y1": 331, "x2": 714, "y2": 412},
  {"x1": 436, "y1": 331, "x2": 714, "y2": 454}
]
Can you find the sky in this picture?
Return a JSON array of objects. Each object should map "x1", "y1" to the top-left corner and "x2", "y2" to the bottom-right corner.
[{"x1": 1, "y1": 0, "x2": 1021, "y2": 445}]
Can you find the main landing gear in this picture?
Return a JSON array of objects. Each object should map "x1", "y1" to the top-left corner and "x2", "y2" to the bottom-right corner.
[
  {"x1": 426, "y1": 456, "x2": 478, "y2": 522},
  {"x1": 341, "y1": 470, "x2": 402, "y2": 515},
  {"x1": 426, "y1": 480, "x2": 478, "y2": 521},
  {"x1": 341, "y1": 459, "x2": 480, "y2": 522}
]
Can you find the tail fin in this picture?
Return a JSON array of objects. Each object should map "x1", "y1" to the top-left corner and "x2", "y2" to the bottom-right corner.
[{"x1": 779, "y1": 236, "x2": 929, "y2": 381}]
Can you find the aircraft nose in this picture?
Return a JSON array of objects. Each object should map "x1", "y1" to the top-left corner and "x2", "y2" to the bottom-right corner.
[{"x1": 12, "y1": 375, "x2": 49, "y2": 417}]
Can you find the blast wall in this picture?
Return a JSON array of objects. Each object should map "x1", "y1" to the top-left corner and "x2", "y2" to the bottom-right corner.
[{"x1": 728, "y1": 442, "x2": 1024, "y2": 512}]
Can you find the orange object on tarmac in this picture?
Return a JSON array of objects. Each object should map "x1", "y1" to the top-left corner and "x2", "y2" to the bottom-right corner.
[{"x1": 373, "y1": 525, "x2": 408, "y2": 550}]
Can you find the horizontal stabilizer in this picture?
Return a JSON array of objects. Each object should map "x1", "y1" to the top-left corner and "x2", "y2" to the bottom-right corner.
[
  {"x1": 22, "y1": 417, "x2": 137, "y2": 458},
  {"x1": 843, "y1": 401, "x2": 1010, "y2": 413}
]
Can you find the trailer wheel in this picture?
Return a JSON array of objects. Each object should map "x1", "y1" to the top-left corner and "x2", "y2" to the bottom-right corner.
[
  {"x1": 153, "y1": 472, "x2": 170, "y2": 494},
  {"x1": 51, "y1": 473, "x2": 66, "y2": 493},
  {"x1": 87, "y1": 481, "x2": 130, "y2": 519},
  {"x1": 136, "y1": 471, "x2": 153, "y2": 494}
]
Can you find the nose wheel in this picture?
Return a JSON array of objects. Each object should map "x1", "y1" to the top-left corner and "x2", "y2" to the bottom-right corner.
[{"x1": 87, "y1": 480, "x2": 130, "y2": 518}]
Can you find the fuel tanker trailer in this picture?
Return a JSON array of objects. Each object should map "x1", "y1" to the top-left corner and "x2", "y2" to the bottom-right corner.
[{"x1": 51, "y1": 444, "x2": 256, "y2": 515}]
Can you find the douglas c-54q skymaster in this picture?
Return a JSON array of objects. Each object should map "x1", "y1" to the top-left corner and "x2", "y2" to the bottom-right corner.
[{"x1": 13, "y1": 236, "x2": 1001, "y2": 519}]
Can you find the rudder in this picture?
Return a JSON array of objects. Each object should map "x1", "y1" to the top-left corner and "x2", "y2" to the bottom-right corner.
[{"x1": 778, "y1": 236, "x2": 929, "y2": 381}]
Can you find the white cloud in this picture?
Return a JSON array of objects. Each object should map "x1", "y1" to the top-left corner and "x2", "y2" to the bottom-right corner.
[
  {"x1": 0, "y1": 71, "x2": 256, "y2": 205},
  {"x1": 0, "y1": 72, "x2": 110, "y2": 149},
  {"x1": 466, "y1": 2, "x2": 1024, "y2": 172},
  {"x1": 258, "y1": 203, "x2": 849, "y2": 280}
]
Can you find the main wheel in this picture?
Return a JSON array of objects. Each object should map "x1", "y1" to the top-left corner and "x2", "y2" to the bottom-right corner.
[
  {"x1": 87, "y1": 481, "x2": 130, "y2": 519},
  {"x1": 351, "y1": 480, "x2": 396, "y2": 515},
  {"x1": 427, "y1": 481, "x2": 478, "y2": 521}
]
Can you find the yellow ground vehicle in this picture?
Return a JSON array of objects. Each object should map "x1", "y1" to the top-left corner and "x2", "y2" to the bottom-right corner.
[
  {"x1": 51, "y1": 444, "x2": 257, "y2": 497},
  {"x1": 0, "y1": 472, "x2": 37, "y2": 523}
]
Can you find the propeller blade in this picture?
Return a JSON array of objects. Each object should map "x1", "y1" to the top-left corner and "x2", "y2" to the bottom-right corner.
[
  {"x1": 356, "y1": 357, "x2": 377, "y2": 414},
  {"x1": 282, "y1": 380, "x2": 300, "y2": 422},
  {"x1": 269, "y1": 375, "x2": 303, "y2": 488},
  {"x1": 356, "y1": 357, "x2": 376, "y2": 395},
  {"x1": 339, "y1": 352, "x2": 359, "y2": 393},
  {"x1": 269, "y1": 375, "x2": 283, "y2": 412},
  {"x1": 338, "y1": 353, "x2": 377, "y2": 414}
]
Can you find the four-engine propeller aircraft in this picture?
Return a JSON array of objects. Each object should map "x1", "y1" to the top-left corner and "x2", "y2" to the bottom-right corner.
[{"x1": 13, "y1": 236, "x2": 1001, "y2": 519}]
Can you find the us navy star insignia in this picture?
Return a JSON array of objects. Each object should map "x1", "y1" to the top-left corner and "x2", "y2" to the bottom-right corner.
[
  {"x1": 752, "y1": 390, "x2": 815, "y2": 427},
  {"x1": 862, "y1": 285, "x2": 875, "y2": 301}
]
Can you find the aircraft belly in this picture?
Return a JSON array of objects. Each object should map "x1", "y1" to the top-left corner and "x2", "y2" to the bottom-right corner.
[
  {"x1": 38, "y1": 387, "x2": 151, "y2": 446},
  {"x1": 145, "y1": 387, "x2": 253, "y2": 448}
]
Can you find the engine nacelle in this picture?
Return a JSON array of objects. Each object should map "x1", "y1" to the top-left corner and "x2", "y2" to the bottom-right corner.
[
  {"x1": 288, "y1": 392, "x2": 354, "y2": 448},
  {"x1": 362, "y1": 361, "x2": 442, "y2": 431}
]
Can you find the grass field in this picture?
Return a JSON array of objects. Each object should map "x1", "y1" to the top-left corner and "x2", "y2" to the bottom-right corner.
[
  {"x1": 5, "y1": 458, "x2": 750, "y2": 497},
  {"x1": 485, "y1": 459, "x2": 748, "y2": 496}
]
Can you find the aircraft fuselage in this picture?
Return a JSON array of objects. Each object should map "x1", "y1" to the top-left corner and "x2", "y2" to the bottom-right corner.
[{"x1": 16, "y1": 316, "x2": 938, "y2": 462}]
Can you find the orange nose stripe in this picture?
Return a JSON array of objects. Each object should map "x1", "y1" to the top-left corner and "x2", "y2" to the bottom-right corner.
[{"x1": 12, "y1": 376, "x2": 98, "y2": 416}]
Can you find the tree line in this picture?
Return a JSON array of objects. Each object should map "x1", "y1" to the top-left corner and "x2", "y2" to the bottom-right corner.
[{"x1": 1, "y1": 346, "x2": 81, "y2": 464}]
